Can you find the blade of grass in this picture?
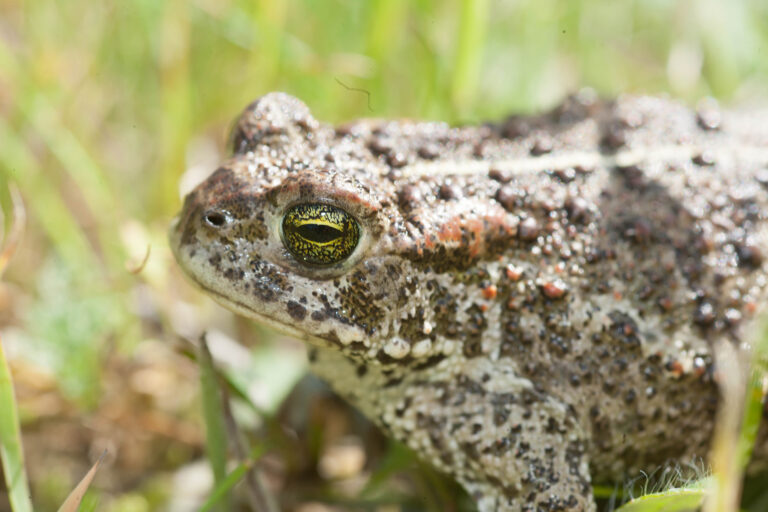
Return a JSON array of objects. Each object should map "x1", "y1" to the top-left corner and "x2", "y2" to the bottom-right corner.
[
  {"x1": 176, "y1": 340, "x2": 267, "y2": 417},
  {"x1": 414, "y1": 458, "x2": 458, "y2": 512},
  {"x1": 0, "y1": 119, "x2": 99, "y2": 273},
  {"x1": 0, "y1": 185, "x2": 24, "y2": 279},
  {"x1": 198, "y1": 333, "x2": 230, "y2": 512},
  {"x1": 56, "y1": 451, "x2": 106, "y2": 512},
  {"x1": 154, "y1": 0, "x2": 192, "y2": 217},
  {"x1": 0, "y1": 181, "x2": 33, "y2": 512},
  {"x1": 365, "y1": 0, "x2": 407, "y2": 62},
  {"x1": 219, "y1": 377, "x2": 277, "y2": 512},
  {"x1": 739, "y1": 314, "x2": 768, "y2": 468},
  {"x1": 360, "y1": 441, "x2": 415, "y2": 498},
  {"x1": 0, "y1": 37, "x2": 123, "y2": 274},
  {"x1": 181, "y1": 335, "x2": 278, "y2": 511},
  {"x1": 0, "y1": 334, "x2": 33, "y2": 512},
  {"x1": 704, "y1": 341, "x2": 751, "y2": 512},
  {"x1": 199, "y1": 447, "x2": 264, "y2": 512},
  {"x1": 614, "y1": 482, "x2": 708, "y2": 512},
  {"x1": 593, "y1": 483, "x2": 623, "y2": 500},
  {"x1": 19, "y1": 96, "x2": 125, "y2": 272},
  {"x1": 451, "y1": 0, "x2": 489, "y2": 116}
]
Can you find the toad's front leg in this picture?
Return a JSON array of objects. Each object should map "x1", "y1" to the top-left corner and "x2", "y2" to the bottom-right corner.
[
  {"x1": 312, "y1": 349, "x2": 595, "y2": 511},
  {"x1": 397, "y1": 363, "x2": 594, "y2": 511}
]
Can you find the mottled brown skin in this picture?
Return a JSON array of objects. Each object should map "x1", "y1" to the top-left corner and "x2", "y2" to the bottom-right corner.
[{"x1": 170, "y1": 92, "x2": 768, "y2": 511}]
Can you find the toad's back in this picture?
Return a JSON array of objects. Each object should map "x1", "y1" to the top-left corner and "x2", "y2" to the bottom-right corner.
[{"x1": 170, "y1": 92, "x2": 768, "y2": 511}]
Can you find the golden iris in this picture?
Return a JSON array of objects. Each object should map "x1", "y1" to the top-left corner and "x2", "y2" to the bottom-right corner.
[{"x1": 281, "y1": 204, "x2": 360, "y2": 266}]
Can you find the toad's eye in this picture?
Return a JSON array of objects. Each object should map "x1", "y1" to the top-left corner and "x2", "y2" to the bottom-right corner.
[{"x1": 281, "y1": 204, "x2": 360, "y2": 266}]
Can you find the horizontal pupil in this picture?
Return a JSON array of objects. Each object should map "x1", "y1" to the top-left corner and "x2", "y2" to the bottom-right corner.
[{"x1": 297, "y1": 223, "x2": 343, "y2": 243}]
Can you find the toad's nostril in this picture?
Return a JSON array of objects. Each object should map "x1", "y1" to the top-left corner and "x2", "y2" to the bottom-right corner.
[{"x1": 203, "y1": 210, "x2": 228, "y2": 228}]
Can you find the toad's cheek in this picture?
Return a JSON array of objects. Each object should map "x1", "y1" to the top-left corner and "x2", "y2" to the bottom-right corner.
[
  {"x1": 170, "y1": 239, "x2": 371, "y2": 348},
  {"x1": 201, "y1": 278, "x2": 372, "y2": 349}
]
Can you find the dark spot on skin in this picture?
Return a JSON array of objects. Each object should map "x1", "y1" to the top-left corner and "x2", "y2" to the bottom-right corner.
[
  {"x1": 692, "y1": 152, "x2": 716, "y2": 166},
  {"x1": 518, "y1": 217, "x2": 540, "y2": 240},
  {"x1": 438, "y1": 183, "x2": 462, "y2": 200},
  {"x1": 457, "y1": 375, "x2": 486, "y2": 395},
  {"x1": 696, "y1": 100, "x2": 721, "y2": 131},
  {"x1": 693, "y1": 301, "x2": 716, "y2": 326},
  {"x1": 552, "y1": 167, "x2": 577, "y2": 183},
  {"x1": 384, "y1": 376, "x2": 404, "y2": 388},
  {"x1": 624, "y1": 217, "x2": 653, "y2": 244},
  {"x1": 368, "y1": 136, "x2": 394, "y2": 156},
  {"x1": 735, "y1": 241, "x2": 763, "y2": 268},
  {"x1": 530, "y1": 135, "x2": 553, "y2": 155},
  {"x1": 413, "y1": 354, "x2": 446, "y2": 371},
  {"x1": 473, "y1": 140, "x2": 489, "y2": 158},
  {"x1": 223, "y1": 267, "x2": 244, "y2": 282},
  {"x1": 601, "y1": 122, "x2": 627, "y2": 149},
  {"x1": 496, "y1": 186, "x2": 521, "y2": 211},
  {"x1": 376, "y1": 351, "x2": 414, "y2": 366},
  {"x1": 462, "y1": 304, "x2": 488, "y2": 358},
  {"x1": 398, "y1": 184, "x2": 423, "y2": 211},
  {"x1": 418, "y1": 143, "x2": 440, "y2": 160},
  {"x1": 607, "y1": 311, "x2": 641, "y2": 348},
  {"x1": 286, "y1": 300, "x2": 307, "y2": 321},
  {"x1": 657, "y1": 296, "x2": 673, "y2": 311},
  {"x1": 489, "y1": 168, "x2": 512, "y2": 183},
  {"x1": 565, "y1": 196, "x2": 590, "y2": 222},
  {"x1": 387, "y1": 152, "x2": 408, "y2": 168},
  {"x1": 501, "y1": 117, "x2": 530, "y2": 138}
]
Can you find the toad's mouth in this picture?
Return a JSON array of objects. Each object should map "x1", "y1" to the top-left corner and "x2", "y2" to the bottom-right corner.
[
  {"x1": 184, "y1": 272, "x2": 369, "y2": 352},
  {"x1": 168, "y1": 220, "x2": 315, "y2": 342},
  {"x1": 192, "y1": 279, "x2": 319, "y2": 342}
]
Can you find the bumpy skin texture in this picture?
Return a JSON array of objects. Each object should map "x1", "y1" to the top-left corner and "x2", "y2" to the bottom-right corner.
[{"x1": 170, "y1": 92, "x2": 768, "y2": 511}]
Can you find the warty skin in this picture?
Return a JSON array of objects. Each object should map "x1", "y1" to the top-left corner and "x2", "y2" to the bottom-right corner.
[{"x1": 170, "y1": 92, "x2": 768, "y2": 511}]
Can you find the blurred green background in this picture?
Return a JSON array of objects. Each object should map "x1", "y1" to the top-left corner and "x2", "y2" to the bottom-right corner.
[{"x1": 1, "y1": 0, "x2": 768, "y2": 510}]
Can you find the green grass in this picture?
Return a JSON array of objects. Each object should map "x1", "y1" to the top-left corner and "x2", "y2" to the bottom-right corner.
[
  {"x1": 0, "y1": 337, "x2": 33, "y2": 512},
  {"x1": 0, "y1": 188, "x2": 32, "y2": 512},
  {"x1": 196, "y1": 336, "x2": 230, "y2": 512},
  {"x1": 1, "y1": 0, "x2": 768, "y2": 510}
]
